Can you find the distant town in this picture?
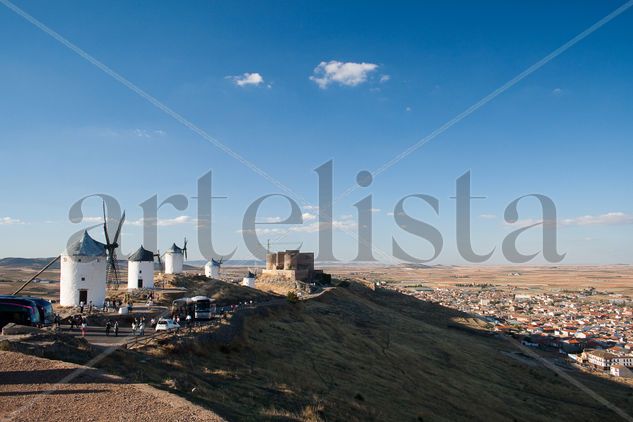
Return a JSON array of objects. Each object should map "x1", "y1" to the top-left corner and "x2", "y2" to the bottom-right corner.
[{"x1": 390, "y1": 281, "x2": 633, "y2": 380}]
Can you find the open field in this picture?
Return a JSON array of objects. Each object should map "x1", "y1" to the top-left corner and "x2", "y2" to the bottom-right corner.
[
  {"x1": 4, "y1": 262, "x2": 633, "y2": 301},
  {"x1": 325, "y1": 265, "x2": 633, "y2": 296}
]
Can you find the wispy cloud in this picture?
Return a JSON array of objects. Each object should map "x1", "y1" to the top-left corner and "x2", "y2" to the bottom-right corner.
[
  {"x1": 69, "y1": 127, "x2": 167, "y2": 140},
  {"x1": 503, "y1": 212, "x2": 633, "y2": 228},
  {"x1": 310, "y1": 60, "x2": 378, "y2": 88},
  {"x1": 238, "y1": 215, "x2": 357, "y2": 235},
  {"x1": 128, "y1": 216, "x2": 195, "y2": 227},
  {"x1": 379, "y1": 74, "x2": 391, "y2": 83},
  {"x1": 560, "y1": 212, "x2": 633, "y2": 226},
  {"x1": 228, "y1": 72, "x2": 265, "y2": 87},
  {"x1": 133, "y1": 128, "x2": 167, "y2": 138},
  {"x1": 302, "y1": 212, "x2": 317, "y2": 221},
  {"x1": 552, "y1": 87, "x2": 563, "y2": 96},
  {"x1": 0, "y1": 217, "x2": 24, "y2": 225}
]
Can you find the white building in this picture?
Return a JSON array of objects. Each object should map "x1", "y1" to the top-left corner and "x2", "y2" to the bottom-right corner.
[
  {"x1": 204, "y1": 259, "x2": 221, "y2": 278},
  {"x1": 127, "y1": 245, "x2": 155, "y2": 290},
  {"x1": 611, "y1": 365, "x2": 633, "y2": 377},
  {"x1": 60, "y1": 231, "x2": 107, "y2": 307},
  {"x1": 585, "y1": 350, "x2": 617, "y2": 370},
  {"x1": 242, "y1": 271, "x2": 256, "y2": 288},
  {"x1": 164, "y1": 243, "x2": 184, "y2": 274}
]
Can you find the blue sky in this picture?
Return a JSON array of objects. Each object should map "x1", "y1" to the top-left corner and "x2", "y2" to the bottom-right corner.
[{"x1": 0, "y1": 0, "x2": 632, "y2": 264}]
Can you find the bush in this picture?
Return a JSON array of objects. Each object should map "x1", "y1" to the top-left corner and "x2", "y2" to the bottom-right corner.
[{"x1": 286, "y1": 291, "x2": 299, "y2": 303}]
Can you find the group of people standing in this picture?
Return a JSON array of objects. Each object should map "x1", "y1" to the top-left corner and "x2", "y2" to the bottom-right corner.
[
  {"x1": 104, "y1": 320, "x2": 119, "y2": 336},
  {"x1": 69, "y1": 314, "x2": 88, "y2": 337}
]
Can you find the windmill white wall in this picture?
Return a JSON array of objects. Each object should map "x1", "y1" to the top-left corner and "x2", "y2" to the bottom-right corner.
[
  {"x1": 204, "y1": 261, "x2": 220, "y2": 278},
  {"x1": 127, "y1": 246, "x2": 155, "y2": 289},
  {"x1": 164, "y1": 243, "x2": 184, "y2": 274},
  {"x1": 60, "y1": 231, "x2": 107, "y2": 307},
  {"x1": 164, "y1": 253, "x2": 183, "y2": 274},
  {"x1": 128, "y1": 261, "x2": 154, "y2": 289},
  {"x1": 242, "y1": 275, "x2": 256, "y2": 288}
]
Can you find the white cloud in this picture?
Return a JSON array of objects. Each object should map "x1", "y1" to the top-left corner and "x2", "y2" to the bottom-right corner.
[
  {"x1": 134, "y1": 128, "x2": 167, "y2": 138},
  {"x1": 379, "y1": 74, "x2": 391, "y2": 83},
  {"x1": 560, "y1": 212, "x2": 633, "y2": 226},
  {"x1": 302, "y1": 212, "x2": 317, "y2": 221},
  {"x1": 228, "y1": 72, "x2": 265, "y2": 87},
  {"x1": 310, "y1": 60, "x2": 378, "y2": 88},
  {"x1": 371, "y1": 208, "x2": 381, "y2": 213},
  {"x1": 552, "y1": 88, "x2": 563, "y2": 96},
  {"x1": 0, "y1": 217, "x2": 24, "y2": 225},
  {"x1": 237, "y1": 215, "x2": 356, "y2": 235},
  {"x1": 82, "y1": 216, "x2": 105, "y2": 223},
  {"x1": 303, "y1": 205, "x2": 319, "y2": 211},
  {"x1": 261, "y1": 216, "x2": 283, "y2": 223},
  {"x1": 128, "y1": 216, "x2": 195, "y2": 227},
  {"x1": 503, "y1": 212, "x2": 633, "y2": 229}
]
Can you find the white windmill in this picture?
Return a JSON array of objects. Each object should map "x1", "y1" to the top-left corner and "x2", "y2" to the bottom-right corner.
[
  {"x1": 59, "y1": 230, "x2": 107, "y2": 307},
  {"x1": 241, "y1": 271, "x2": 256, "y2": 288},
  {"x1": 204, "y1": 258, "x2": 223, "y2": 278},
  {"x1": 127, "y1": 245, "x2": 156, "y2": 290},
  {"x1": 164, "y1": 239, "x2": 187, "y2": 274}
]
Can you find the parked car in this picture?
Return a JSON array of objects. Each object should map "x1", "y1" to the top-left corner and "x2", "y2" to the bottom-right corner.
[{"x1": 155, "y1": 318, "x2": 180, "y2": 332}]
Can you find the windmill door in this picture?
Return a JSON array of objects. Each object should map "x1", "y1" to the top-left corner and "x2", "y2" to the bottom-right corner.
[
  {"x1": 79, "y1": 289, "x2": 88, "y2": 304},
  {"x1": 137, "y1": 278, "x2": 143, "y2": 288}
]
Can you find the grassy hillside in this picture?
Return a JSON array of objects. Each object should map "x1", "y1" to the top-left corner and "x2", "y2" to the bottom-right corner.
[
  {"x1": 83, "y1": 282, "x2": 632, "y2": 421},
  {"x1": 12, "y1": 281, "x2": 633, "y2": 421}
]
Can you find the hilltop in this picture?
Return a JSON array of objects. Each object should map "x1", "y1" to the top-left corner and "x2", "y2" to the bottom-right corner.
[{"x1": 6, "y1": 279, "x2": 633, "y2": 421}]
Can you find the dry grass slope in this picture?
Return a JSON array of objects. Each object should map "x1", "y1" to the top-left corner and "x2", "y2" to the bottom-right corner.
[{"x1": 81, "y1": 282, "x2": 633, "y2": 421}]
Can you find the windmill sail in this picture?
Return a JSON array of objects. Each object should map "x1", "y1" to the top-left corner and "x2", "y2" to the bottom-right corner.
[{"x1": 103, "y1": 202, "x2": 125, "y2": 287}]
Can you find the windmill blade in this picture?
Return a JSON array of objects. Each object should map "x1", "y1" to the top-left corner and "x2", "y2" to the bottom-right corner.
[
  {"x1": 113, "y1": 211, "x2": 126, "y2": 245},
  {"x1": 103, "y1": 201, "x2": 111, "y2": 246},
  {"x1": 183, "y1": 237, "x2": 188, "y2": 259}
]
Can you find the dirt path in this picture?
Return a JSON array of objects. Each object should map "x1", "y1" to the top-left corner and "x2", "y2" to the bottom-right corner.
[{"x1": 0, "y1": 351, "x2": 225, "y2": 422}]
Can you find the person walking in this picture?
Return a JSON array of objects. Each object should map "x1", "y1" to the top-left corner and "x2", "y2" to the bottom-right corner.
[
  {"x1": 105, "y1": 320, "x2": 111, "y2": 336},
  {"x1": 80, "y1": 318, "x2": 87, "y2": 337},
  {"x1": 131, "y1": 321, "x2": 137, "y2": 336},
  {"x1": 79, "y1": 301, "x2": 84, "y2": 314},
  {"x1": 114, "y1": 321, "x2": 119, "y2": 337},
  {"x1": 139, "y1": 322, "x2": 145, "y2": 336}
]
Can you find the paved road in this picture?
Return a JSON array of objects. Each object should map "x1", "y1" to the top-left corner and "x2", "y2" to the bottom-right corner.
[
  {"x1": 60, "y1": 325, "x2": 158, "y2": 346},
  {"x1": 60, "y1": 302, "x2": 170, "y2": 346}
]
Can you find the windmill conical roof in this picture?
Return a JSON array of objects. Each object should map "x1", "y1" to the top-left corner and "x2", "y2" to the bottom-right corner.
[
  {"x1": 65, "y1": 231, "x2": 106, "y2": 257},
  {"x1": 128, "y1": 245, "x2": 155, "y2": 262},
  {"x1": 166, "y1": 243, "x2": 183, "y2": 254}
]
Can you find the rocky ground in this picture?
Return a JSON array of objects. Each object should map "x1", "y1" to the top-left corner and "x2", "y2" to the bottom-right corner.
[{"x1": 0, "y1": 351, "x2": 225, "y2": 422}]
